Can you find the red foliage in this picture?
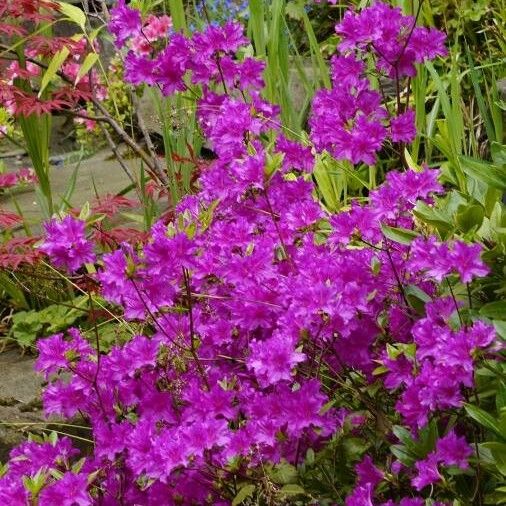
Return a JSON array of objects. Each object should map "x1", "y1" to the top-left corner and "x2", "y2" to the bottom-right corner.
[
  {"x1": 90, "y1": 194, "x2": 139, "y2": 218},
  {"x1": 0, "y1": 0, "x2": 102, "y2": 118},
  {"x1": 0, "y1": 0, "x2": 60, "y2": 22},
  {"x1": 92, "y1": 226, "x2": 148, "y2": 249},
  {"x1": 0, "y1": 209, "x2": 23, "y2": 229},
  {"x1": 9, "y1": 91, "x2": 70, "y2": 116},
  {"x1": 27, "y1": 37, "x2": 86, "y2": 58},
  {"x1": 0, "y1": 237, "x2": 41, "y2": 269},
  {"x1": 0, "y1": 23, "x2": 26, "y2": 37}
]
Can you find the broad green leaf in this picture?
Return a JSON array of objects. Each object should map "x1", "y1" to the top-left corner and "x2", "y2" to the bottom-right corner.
[
  {"x1": 482, "y1": 442, "x2": 506, "y2": 475},
  {"x1": 465, "y1": 404, "x2": 504, "y2": 439},
  {"x1": 279, "y1": 484, "x2": 305, "y2": 496},
  {"x1": 79, "y1": 201, "x2": 91, "y2": 221},
  {"x1": 313, "y1": 155, "x2": 340, "y2": 212},
  {"x1": 392, "y1": 425, "x2": 415, "y2": 447},
  {"x1": 381, "y1": 224, "x2": 419, "y2": 245},
  {"x1": 405, "y1": 284, "x2": 432, "y2": 304},
  {"x1": 76, "y1": 53, "x2": 99, "y2": 84},
  {"x1": 460, "y1": 155, "x2": 506, "y2": 192},
  {"x1": 497, "y1": 383, "x2": 506, "y2": 412},
  {"x1": 232, "y1": 484, "x2": 255, "y2": 506},
  {"x1": 480, "y1": 301, "x2": 506, "y2": 321},
  {"x1": 491, "y1": 142, "x2": 506, "y2": 166},
  {"x1": 270, "y1": 462, "x2": 298, "y2": 484},
  {"x1": 456, "y1": 204, "x2": 484, "y2": 232},
  {"x1": 494, "y1": 321, "x2": 506, "y2": 340},
  {"x1": 285, "y1": 1, "x2": 303, "y2": 20},
  {"x1": 88, "y1": 26, "x2": 104, "y2": 42},
  {"x1": 390, "y1": 444, "x2": 415, "y2": 466},
  {"x1": 57, "y1": 1, "x2": 86, "y2": 29},
  {"x1": 39, "y1": 46, "x2": 70, "y2": 97},
  {"x1": 122, "y1": 212, "x2": 146, "y2": 224}
]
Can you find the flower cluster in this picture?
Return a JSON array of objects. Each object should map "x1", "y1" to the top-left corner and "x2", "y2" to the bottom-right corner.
[
  {"x1": 0, "y1": 2, "x2": 497, "y2": 505},
  {"x1": 0, "y1": 168, "x2": 37, "y2": 189},
  {"x1": 310, "y1": 3, "x2": 447, "y2": 165},
  {"x1": 336, "y1": 2, "x2": 447, "y2": 78},
  {"x1": 39, "y1": 216, "x2": 95, "y2": 273},
  {"x1": 412, "y1": 431, "x2": 473, "y2": 491}
]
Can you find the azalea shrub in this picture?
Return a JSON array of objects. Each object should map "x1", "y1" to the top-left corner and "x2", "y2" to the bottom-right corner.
[{"x1": 0, "y1": 1, "x2": 505, "y2": 506}]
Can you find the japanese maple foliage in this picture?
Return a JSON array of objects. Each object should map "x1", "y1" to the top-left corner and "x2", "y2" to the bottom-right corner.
[{"x1": 0, "y1": 0, "x2": 103, "y2": 119}]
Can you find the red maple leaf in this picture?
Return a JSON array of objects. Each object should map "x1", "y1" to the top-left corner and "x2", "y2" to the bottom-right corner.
[
  {"x1": 0, "y1": 209, "x2": 23, "y2": 229},
  {"x1": 90, "y1": 194, "x2": 139, "y2": 218}
]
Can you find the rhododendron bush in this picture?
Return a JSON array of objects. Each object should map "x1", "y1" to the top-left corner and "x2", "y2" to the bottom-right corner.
[{"x1": 0, "y1": 1, "x2": 505, "y2": 505}]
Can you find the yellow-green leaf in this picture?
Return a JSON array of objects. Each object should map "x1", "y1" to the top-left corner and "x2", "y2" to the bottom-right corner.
[
  {"x1": 38, "y1": 46, "x2": 70, "y2": 97},
  {"x1": 57, "y1": 1, "x2": 86, "y2": 29},
  {"x1": 279, "y1": 484, "x2": 305, "y2": 496},
  {"x1": 76, "y1": 53, "x2": 99, "y2": 84},
  {"x1": 232, "y1": 484, "x2": 255, "y2": 506}
]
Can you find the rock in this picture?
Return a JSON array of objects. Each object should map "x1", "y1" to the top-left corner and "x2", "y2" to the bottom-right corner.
[
  {"x1": 0, "y1": 350, "x2": 42, "y2": 405},
  {"x1": 0, "y1": 350, "x2": 46, "y2": 462}
]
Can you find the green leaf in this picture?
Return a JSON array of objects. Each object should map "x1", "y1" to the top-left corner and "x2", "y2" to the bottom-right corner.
[
  {"x1": 264, "y1": 152, "x2": 284, "y2": 178},
  {"x1": 381, "y1": 224, "x2": 419, "y2": 245},
  {"x1": 278, "y1": 484, "x2": 305, "y2": 496},
  {"x1": 404, "y1": 148, "x2": 423, "y2": 172},
  {"x1": 0, "y1": 272, "x2": 28, "y2": 308},
  {"x1": 460, "y1": 156, "x2": 506, "y2": 192},
  {"x1": 465, "y1": 404, "x2": 504, "y2": 439},
  {"x1": 392, "y1": 425, "x2": 415, "y2": 447},
  {"x1": 313, "y1": 155, "x2": 340, "y2": 212},
  {"x1": 75, "y1": 53, "x2": 99, "y2": 84},
  {"x1": 496, "y1": 383, "x2": 506, "y2": 412},
  {"x1": 38, "y1": 46, "x2": 70, "y2": 97},
  {"x1": 480, "y1": 302, "x2": 506, "y2": 321},
  {"x1": 491, "y1": 142, "x2": 506, "y2": 166},
  {"x1": 482, "y1": 442, "x2": 506, "y2": 475},
  {"x1": 390, "y1": 444, "x2": 415, "y2": 466},
  {"x1": 57, "y1": 1, "x2": 86, "y2": 29},
  {"x1": 413, "y1": 201, "x2": 454, "y2": 236},
  {"x1": 232, "y1": 484, "x2": 255, "y2": 506},
  {"x1": 405, "y1": 284, "x2": 432, "y2": 304},
  {"x1": 285, "y1": 1, "x2": 303, "y2": 20},
  {"x1": 270, "y1": 462, "x2": 298, "y2": 484},
  {"x1": 79, "y1": 201, "x2": 91, "y2": 221},
  {"x1": 405, "y1": 285, "x2": 432, "y2": 313},
  {"x1": 455, "y1": 204, "x2": 484, "y2": 232},
  {"x1": 343, "y1": 437, "x2": 369, "y2": 460},
  {"x1": 494, "y1": 321, "x2": 506, "y2": 340}
]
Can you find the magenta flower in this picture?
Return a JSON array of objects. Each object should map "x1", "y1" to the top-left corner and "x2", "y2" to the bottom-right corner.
[
  {"x1": 436, "y1": 431, "x2": 473, "y2": 469},
  {"x1": 390, "y1": 109, "x2": 417, "y2": 143},
  {"x1": 36, "y1": 329, "x2": 93, "y2": 378},
  {"x1": 412, "y1": 453, "x2": 442, "y2": 490},
  {"x1": 345, "y1": 483, "x2": 375, "y2": 506},
  {"x1": 39, "y1": 215, "x2": 95, "y2": 272},
  {"x1": 38, "y1": 472, "x2": 92, "y2": 506},
  {"x1": 247, "y1": 334, "x2": 305, "y2": 387},
  {"x1": 450, "y1": 241, "x2": 490, "y2": 282},
  {"x1": 108, "y1": 0, "x2": 141, "y2": 48},
  {"x1": 356, "y1": 455, "x2": 384, "y2": 487}
]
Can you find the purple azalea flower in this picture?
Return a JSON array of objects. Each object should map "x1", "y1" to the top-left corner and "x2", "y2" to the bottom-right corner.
[
  {"x1": 412, "y1": 453, "x2": 442, "y2": 490},
  {"x1": 38, "y1": 472, "x2": 92, "y2": 506},
  {"x1": 109, "y1": 0, "x2": 141, "y2": 48},
  {"x1": 391, "y1": 109, "x2": 417, "y2": 143},
  {"x1": 39, "y1": 215, "x2": 95, "y2": 272},
  {"x1": 436, "y1": 430, "x2": 473, "y2": 469}
]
